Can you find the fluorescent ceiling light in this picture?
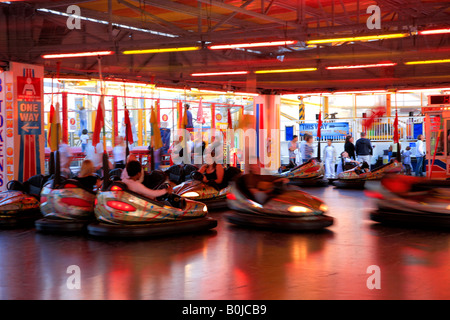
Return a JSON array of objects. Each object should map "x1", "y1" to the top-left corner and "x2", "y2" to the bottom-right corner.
[
  {"x1": 209, "y1": 40, "x2": 297, "y2": 50},
  {"x1": 255, "y1": 67, "x2": 317, "y2": 74},
  {"x1": 404, "y1": 59, "x2": 450, "y2": 65},
  {"x1": 191, "y1": 71, "x2": 249, "y2": 77},
  {"x1": 42, "y1": 51, "x2": 114, "y2": 59},
  {"x1": 419, "y1": 28, "x2": 450, "y2": 35},
  {"x1": 306, "y1": 33, "x2": 408, "y2": 45},
  {"x1": 326, "y1": 62, "x2": 396, "y2": 70},
  {"x1": 37, "y1": 8, "x2": 177, "y2": 38},
  {"x1": 123, "y1": 47, "x2": 201, "y2": 54}
]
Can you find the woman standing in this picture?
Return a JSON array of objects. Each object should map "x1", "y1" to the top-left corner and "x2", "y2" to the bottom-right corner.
[{"x1": 344, "y1": 135, "x2": 356, "y2": 160}]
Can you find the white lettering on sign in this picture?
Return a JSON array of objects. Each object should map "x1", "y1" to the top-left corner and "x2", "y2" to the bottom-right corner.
[
  {"x1": 366, "y1": 5, "x2": 381, "y2": 30},
  {"x1": 66, "y1": 5, "x2": 81, "y2": 30}
]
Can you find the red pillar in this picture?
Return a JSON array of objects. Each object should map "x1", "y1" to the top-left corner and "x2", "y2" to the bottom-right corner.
[
  {"x1": 62, "y1": 92, "x2": 68, "y2": 144},
  {"x1": 112, "y1": 96, "x2": 118, "y2": 145}
]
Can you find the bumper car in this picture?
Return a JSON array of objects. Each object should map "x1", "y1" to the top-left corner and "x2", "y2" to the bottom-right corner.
[
  {"x1": 35, "y1": 179, "x2": 97, "y2": 233},
  {"x1": 277, "y1": 158, "x2": 327, "y2": 187},
  {"x1": 367, "y1": 174, "x2": 450, "y2": 229},
  {"x1": 333, "y1": 159, "x2": 402, "y2": 189},
  {"x1": 87, "y1": 181, "x2": 217, "y2": 238},
  {"x1": 173, "y1": 166, "x2": 242, "y2": 210},
  {"x1": 165, "y1": 164, "x2": 198, "y2": 187},
  {"x1": 225, "y1": 174, "x2": 333, "y2": 231},
  {"x1": 0, "y1": 175, "x2": 47, "y2": 227}
]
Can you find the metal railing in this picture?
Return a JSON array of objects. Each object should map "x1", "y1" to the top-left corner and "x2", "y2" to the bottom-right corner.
[{"x1": 292, "y1": 116, "x2": 424, "y2": 142}]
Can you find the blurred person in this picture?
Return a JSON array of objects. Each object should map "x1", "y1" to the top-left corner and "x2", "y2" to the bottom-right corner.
[
  {"x1": 402, "y1": 146, "x2": 412, "y2": 175},
  {"x1": 79, "y1": 129, "x2": 89, "y2": 155},
  {"x1": 113, "y1": 136, "x2": 126, "y2": 169},
  {"x1": 75, "y1": 159, "x2": 101, "y2": 191},
  {"x1": 59, "y1": 142, "x2": 73, "y2": 179},
  {"x1": 288, "y1": 135, "x2": 299, "y2": 166},
  {"x1": 303, "y1": 134, "x2": 314, "y2": 162}
]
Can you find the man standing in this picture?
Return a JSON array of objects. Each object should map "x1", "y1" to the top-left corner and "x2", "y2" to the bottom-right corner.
[
  {"x1": 355, "y1": 132, "x2": 373, "y2": 168},
  {"x1": 415, "y1": 134, "x2": 426, "y2": 177},
  {"x1": 185, "y1": 103, "x2": 194, "y2": 130}
]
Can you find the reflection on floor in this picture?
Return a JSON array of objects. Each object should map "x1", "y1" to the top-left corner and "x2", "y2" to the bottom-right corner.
[{"x1": 0, "y1": 186, "x2": 449, "y2": 299}]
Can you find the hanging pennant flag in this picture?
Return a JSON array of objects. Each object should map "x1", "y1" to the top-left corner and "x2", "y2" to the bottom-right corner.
[
  {"x1": 177, "y1": 101, "x2": 183, "y2": 129},
  {"x1": 124, "y1": 107, "x2": 134, "y2": 144},
  {"x1": 317, "y1": 110, "x2": 322, "y2": 138},
  {"x1": 150, "y1": 107, "x2": 163, "y2": 150},
  {"x1": 197, "y1": 98, "x2": 205, "y2": 124},
  {"x1": 92, "y1": 97, "x2": 105, "y2": 147},
  {"x1": 393, "y1": 110, "x2": 399, "y2": 143},
  {"x1": 227, "y1": 107, "x2": 233, "y2": 129},
  {"x1": 48, "y1": 102, "x2": 61, "y2": 152},
  {"x1": 182, "y1": 106, "x2": 188, "y2": 129}
]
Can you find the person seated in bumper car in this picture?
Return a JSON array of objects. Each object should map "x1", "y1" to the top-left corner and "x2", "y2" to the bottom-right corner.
[
  {"x1": 75, "y1": 159, "x2": 102, "y2": 191},
  {"x1": 120, "y1": 154, "x2": 144, "y2": 182},
  {"x1": 122, "y1": 161, "x2": 171, "y2": 200},
  {"x1": 197, "y1": 153, "x2": 226, "y2": 191},
  {"x1": 245, "y1": 162, "x2": 289, "y2": 204},
  {"x1": 336, "y1": 151, "x2": 360, "y2": 175},
  {"x1": 350, "y1": 161, "x2": 370, "y2": 175}
]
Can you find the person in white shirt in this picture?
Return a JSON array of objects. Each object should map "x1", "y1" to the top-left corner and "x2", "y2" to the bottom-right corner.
[
  {"x1": 336, "y1": 151, "x2": 359, "y2": 175},
  {"x1": 79, "y1": 129, "x2": 89, "y2": 155},
  {"x1": 323, "y1": 139, "x2": 337, "y2": 178},
  {"x1": 415, "y1": 134, "x2": 426, "y2": 177},
  {"x1": 113, "y1": 136, "x2": 126, "y2": 169},
  {"x1": 122, "y1": 160, "x2": 170, "y2": 199},
  {"x1": 58, "y1": 143, "x2": 73, "y2": 178},
  {"x1": 120, "y1": 154, "x2": 144, "y2": 183}
]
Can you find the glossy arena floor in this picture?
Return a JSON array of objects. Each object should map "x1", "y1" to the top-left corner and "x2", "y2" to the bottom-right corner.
[{"x1": 0, "y1": 185, "x2": 449, "y2": 300}]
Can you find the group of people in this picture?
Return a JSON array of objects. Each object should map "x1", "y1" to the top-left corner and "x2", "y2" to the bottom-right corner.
[
  {"x1": 288, "y1": 132, "x2": 374, "y2": 179},
  {"x1": 288, "y1": 134, "x2": 314, "y2": 166}
]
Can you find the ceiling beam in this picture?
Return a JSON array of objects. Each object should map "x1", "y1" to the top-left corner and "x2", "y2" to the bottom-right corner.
[
  {"x1": 196, "y1": 0, "x2": 299, "y2": 28},
  {"x1": 210, "y1": 0, "x2": 255, "y2": 32},
  {"x1": 117, "y1": 0, "x2": 189, "y2": 36},
  {"x1": 139, "y1": 0, "x2": 256, "y2": 29}
]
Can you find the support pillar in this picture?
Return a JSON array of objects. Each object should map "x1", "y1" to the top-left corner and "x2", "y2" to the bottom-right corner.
[
  {"x1": 0, "y1": 62, "x2": 45, "y2": 189},
  {"x1": 253, "y1": 95, "x2": 281, "y2": 174},
  {"x1": 386, "y1": 94, "x2": 392, "y2": 117}
]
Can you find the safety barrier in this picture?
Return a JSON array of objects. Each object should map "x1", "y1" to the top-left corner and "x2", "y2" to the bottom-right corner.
[{"x1": 293, "y1": 116, "x2": 424, "y2": 142}]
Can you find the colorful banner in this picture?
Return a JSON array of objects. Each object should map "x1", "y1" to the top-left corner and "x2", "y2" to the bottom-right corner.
[
  {"x1": 0, "y1": 71, "x2": 14, "y2": 189},
  {"x1": 299, "y1": 122, "x2": 350, "y2": 138},
  {"x1": 299, "y1": 122, "x2": 349, "y2": 138}
]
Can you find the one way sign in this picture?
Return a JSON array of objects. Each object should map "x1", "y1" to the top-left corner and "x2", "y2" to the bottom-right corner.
[{"x1": 18, "y1": 101, "x2": 42, "y2": 135}]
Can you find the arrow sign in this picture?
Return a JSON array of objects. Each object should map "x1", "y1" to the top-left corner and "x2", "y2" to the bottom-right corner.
[
  {"x1": 18, "y1": 101, "x2": 42, "y2": 135},
  {"x1": 21, "y1": 123, "x2": 40, "y2": 133}
]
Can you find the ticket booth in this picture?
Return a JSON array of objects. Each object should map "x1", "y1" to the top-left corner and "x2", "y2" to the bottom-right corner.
[{"x1": 423, "y1": 94, "x2": 450, "y2": 179}]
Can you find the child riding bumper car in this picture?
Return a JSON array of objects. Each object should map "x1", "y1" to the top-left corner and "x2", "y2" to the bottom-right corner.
[
  {"x1": 367, "y1": 174, "x2": 450, "y2": 229},
  {"x1": 87, "y1": 181, "x2": 217, "y2": 238},
  {"x1": 333, "y1": 159, "x2": 402, "y2": 189},
  {"x1": 225, "y1": 174, "x2": 333, "y2": 231},
  {"x1": 0, "y1": 175, "x2": 47, "y2": 227},
  {"x1": 277, "y1": 158, "x2": 327, "y2": 187}
]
